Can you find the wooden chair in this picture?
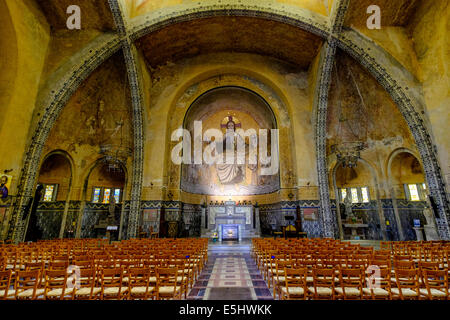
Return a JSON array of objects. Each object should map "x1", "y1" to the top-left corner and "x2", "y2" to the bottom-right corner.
[
  {"x1": 44, "y1": 270, "x2": 74, "y2": 300},
  {"x1": 273, "y1": 260, "x2": 293, "y2": 298},
  {"x1": 335, "y1": 267, "x2": 364, "y2": 300},
  {"x1": 417, "y1": 261, "x2": 441, "y2": 285},
  {"x1": 0, "y1": 270, "x2": 14, "y2": 300},
  {"x1": 362, "y1": 267, "x2": 392, "y2": 300},
  {"x1": 73, "y1": 268, "x2": 101, "y2": 300},
  {"x1": 24, "y1": 261, "x2": 45, "y2": 287},
  {"x1": 171, "y1": 260, "x2": 189, "y2": 299},
  {"x1": 391, "y1": 269, "x2": 420, "y2": 300},
  {"x1": 128, "y1": 267, "x2": 155, "y2": 300},
  {"x1": 15, "y1": 270, "x2": 45, "y2": 300},
  {"x1": 296, "y1": 259, "x2": 316, "y2": 285},
  {"x1": 144, "y1": 260, "x2": 159, "y2": 287},
  {"x1": 279, "y1": 267, "x2": 308, "y2": 300},
  {"x1": 100, "y1": 267, "x2": 127, "y2": 300},
  {"x1": 156, "y1": 267, "x2": 182, "y2": 300},
  {"x1": 420, "y1": 269, "x2": 449, "y2": 300},
  {"x1": 262, "y1": 251, "x2": 277, "y2": 286},
  {"x1": 308, "y1": 268, "x2": 336, "y2": 300}
]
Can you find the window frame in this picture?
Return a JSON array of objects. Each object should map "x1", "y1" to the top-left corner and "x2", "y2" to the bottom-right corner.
[
  {"x1": 338, "y1": 186, "x2": 370, "y2": 204},
  {"x1": 404, "y1": 183, "x2": 426, "y2": 201},
  {"x1": 92, "y1": 187, "x2": 103, "y2": 203},
  {"x1": 92, "y1": 187, "x2": 123, "y2": 204},
  {"x1": 42, "y1": 183, "x2": 59, "y2": 202}
]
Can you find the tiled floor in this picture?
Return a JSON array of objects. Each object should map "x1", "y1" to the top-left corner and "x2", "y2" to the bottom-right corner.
[{"x1": 187, "y1": 241, "x2": 273, "y2": 300}]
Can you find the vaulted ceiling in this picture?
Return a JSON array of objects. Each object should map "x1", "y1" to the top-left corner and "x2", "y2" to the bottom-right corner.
[
  {"x1": 136, "y1": 16, "x2": 324, "y2": 69},
  {"x1": 36, "y1": 0, "x2": 116, "y2": 31},
  {"x1": 344, "y1": 0, "x2": 422, "y2": 27}
]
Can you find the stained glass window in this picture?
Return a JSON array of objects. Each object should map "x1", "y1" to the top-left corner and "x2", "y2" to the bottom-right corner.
[
  {"x1": 92, "y1": 188, "x2": 101, "y2": 203},
  {"x1": 43, "y1": 185, "x2": 55, "y2": 202},
  {"x1": 341, "y1": 188, "x2": 347, "y2": 202},
  {"x1": 351, "y1": 188, "x2": 359, "y2": 203},
  {"x1": 114, "y1": 189, "x2": 121, "y2": 203},
  {"x1": 408, "y1": 184, "x2": 420, "y2": 201},
  {"x1": 103, "y1": 189, "x2": 111, "y2": 204},
  {"x1": 361, "y1": 187, "x2": 370, "y2": 203}
]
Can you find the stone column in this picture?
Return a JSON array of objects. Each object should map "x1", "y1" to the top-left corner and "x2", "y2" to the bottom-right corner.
[
  {"x1": 201, "y1": 206, "x2": 206, "y2": 234},
  {"x1": 75, "y1": 201, "x2": 86, "y2": 238},
  {"x1": 254, "y1": 206, "x2": 261, "y2": 236}
]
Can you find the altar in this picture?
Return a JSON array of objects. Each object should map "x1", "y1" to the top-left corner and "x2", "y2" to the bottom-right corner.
[{"x1": 203, "y1": 201, "x2": 260, "y2": 241}]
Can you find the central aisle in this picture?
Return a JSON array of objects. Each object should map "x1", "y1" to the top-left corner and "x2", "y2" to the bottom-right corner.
[{"x1": 187, "y1": 240, "x2": 273, "y2": 300}]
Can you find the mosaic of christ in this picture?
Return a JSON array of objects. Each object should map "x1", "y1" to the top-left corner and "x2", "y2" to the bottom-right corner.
[{"x1": 181, "y1": 87, "x2": 280, "y2": 196}]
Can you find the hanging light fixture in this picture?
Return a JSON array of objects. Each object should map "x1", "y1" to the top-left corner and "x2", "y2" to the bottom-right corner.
[
  {"x1": 330, "y1": 58, "x2": 370, "y2": 168},
  {"x1": 99, "y1": 103, "x2": 132, "y2": 172},
  {"x1": 100, "y1": 125, "x2": 132, "y2": 172}
]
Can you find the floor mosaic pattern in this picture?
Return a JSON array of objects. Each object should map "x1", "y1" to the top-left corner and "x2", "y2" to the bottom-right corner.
[{"x1": 187, "y1": 241, "x2": 273, "y2": 300}]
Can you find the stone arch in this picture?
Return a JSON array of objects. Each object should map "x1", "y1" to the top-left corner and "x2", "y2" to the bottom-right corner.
[
  {"x1": 331, "y1": 157, "x2": 386, "y2": 240},
  {"x1": 161, "y1": 71, "x2": 298, "y2": 202},
  {"x1": 75, "y1": 157, "x2": 129, "y2": 239},
  {"x1": 9, "y1": 2, "x2": 449, "y2": 241},
  {"x1": 26, "y1": 150, "x2": 75, "y2": 240},
  {"x1": 386, "y1": 148, "x2": 428, "y2": 240}
]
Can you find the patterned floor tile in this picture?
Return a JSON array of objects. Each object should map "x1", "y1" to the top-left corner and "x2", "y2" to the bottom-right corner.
[{"x1": 187, "y1": 243, "x2": 273, "y2": 300}]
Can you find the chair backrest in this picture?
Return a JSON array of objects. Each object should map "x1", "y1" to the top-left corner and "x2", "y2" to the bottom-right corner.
[
  {"x1": 394, "y1": 260, "x2": 415, "y2": 269},
  {"x1": 284, "y1": 267, "x2": 307, "y2": 298},
  {"x1": 418, "y1": 261, "x2": 440, "y2": 272},
  {"x1": 25, "y1": 261, "x2": 44, "y2": 271},
  {"x1": 338, "y1": 267, "x2": 364, "y2": 296},
  {"x1": 370, "y1": 258, "x2": 391, "y2": 269},
  {"x1": 49, "y1": 261, "x2": 69, "y2": 271},
  {"x1": 15, "y1": 269, "x2": 41, "y2": 298},
  {"x1": 366, "y1": 267, "x2": 391, "y2": 291},
  {"x1": 74, "y1": 260, "x2": 94, "y2": 269},
  {"x1": 44, "y1": 269, "x2": 69, "y2": 298},
  {"x1": 52, "y1": 255, "x2": 69, "y2": 263},
  {"x1": 96, "y1": 259, "x2": 116, "y2": 269},
  {"x1": 312, "y1": 267, "x2": 335, "y2": 288},
  {"x1": 128, "y1": 267, "x2": 151, "y2": 290},
  {"x1": 0, "y1": 270, "x2": 12, "y2": 299},
  {"x1": 394, "y1": 255, "x2": 412, "y2": 262},
  {"x1": 156, "y1": 267, "x2": 178, "y2": 288},
  {"x1": 394, "y1": 268, "x2": 420, "y2": 296},
  {"x1": 79, "y1": 268, "x2": 97, "y2": 288},
  {"x1": 101, "y1": 267, "x2": 124, "y2": 288},
  {"x1": 422, "y1": 269, "x2": 449, "y2": 297}
]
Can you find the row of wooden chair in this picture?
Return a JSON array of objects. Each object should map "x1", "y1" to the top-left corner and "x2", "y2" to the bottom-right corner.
[
  {"x1": 252, "y1": 238, "x2": 450, "y2": 300},
  {"x1": 0, "y1": 265, "x2": 194, "y2": 300},
  {"x1": 0, "y1": 238, "x2": 208, "y2": 300},
  {"x1": 273, "y1": 264, "x2": 449, "y2": 300}
]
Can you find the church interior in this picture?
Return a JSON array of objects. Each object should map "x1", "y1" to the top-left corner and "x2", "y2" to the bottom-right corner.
[{"x1": 0, "y1": 0, "x2": 449, "y2": 301}]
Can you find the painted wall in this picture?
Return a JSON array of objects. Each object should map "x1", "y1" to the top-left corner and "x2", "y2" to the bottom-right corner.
[
  {"x1": 42, "y1": 53, "x2": 133, "y2": 201},
  {"x1": 140, "y1": 52, "x2": 317, "y2": 203},
  {"x1": 0, "y1": 0, "x2": 50, "y2": 194},
  {"x1": 408, "y1": 0, "x2": 450, "y2": 193},
  {"x1": 327, "y1": 52, "x2": 419, "y2": 199}
]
